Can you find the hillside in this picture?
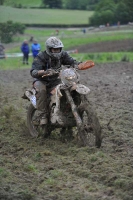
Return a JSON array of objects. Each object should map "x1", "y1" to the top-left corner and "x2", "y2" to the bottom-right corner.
[{"x1": 0, "y1": 6, "x2": 93, "y2": 25}]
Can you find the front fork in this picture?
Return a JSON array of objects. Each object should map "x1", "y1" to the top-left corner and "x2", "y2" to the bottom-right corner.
[{"x1": 65, "y1": 89, "x2": 82, "y2": 127}]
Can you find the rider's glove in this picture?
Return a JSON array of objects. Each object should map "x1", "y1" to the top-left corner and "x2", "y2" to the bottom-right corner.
[
  {"x1": 46, "y1": 69, "x2": 57, "y2": 75},
  {"x1": 73, "y1": 61, "x2": 82, "y2": 69},
  {"x1": 38, "y1": 70, "x2": 46, "y2": 76},
  {"x1": 41, "y1": 69, "x2": 59, "y2": 77}
]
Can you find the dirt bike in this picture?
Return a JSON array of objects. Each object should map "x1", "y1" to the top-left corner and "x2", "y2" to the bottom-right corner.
[{"x1": 24, "y1": 61, "x2": 102, "y2": 148}]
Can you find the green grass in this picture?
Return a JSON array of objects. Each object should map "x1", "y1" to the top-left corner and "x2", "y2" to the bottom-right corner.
[
  {"x1": 0, "y1": 57, "x2": 33, "y2": 70},
  {"x1": 0, "y1": 52, "x2": 132, "y2": 70},
  {"x1": 4, "y1": 0, "x2": 42, "y2": 7},
  {"x1": 0, "y1": 6, "x2": 93, "y2": 24},
  {"x1": 72, "y1": 52, "x2": 133, "y2": 63},
  {"x1": 5, "y1": 28, "x2": 133, "y2": 53}
]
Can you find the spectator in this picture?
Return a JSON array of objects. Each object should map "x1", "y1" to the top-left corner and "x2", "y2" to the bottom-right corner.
[
  {"x1": 106, "y1": 23, "x2": 110, "y2": 27},
  {"x1": 29, "y1": 36, "x2": 34, "y2": 42},
  {"x1": 82, "y1": 28, "x2": 86, "y2": 34},
  {"x1": 55, "y1": 29, "x2": 59, "y2": 36},
  {"x1": 0, "y1": 43, "x2": 5, "y2": 59},
  {"x1": 117, "y1": 21, "x2": 120, "y2": 27},
  {"x1": 21, "y1": 40, "x2": 30, "y2": 64},
  {"x1": 31, "y1": 40, "x2": 41, "y2": 58}
]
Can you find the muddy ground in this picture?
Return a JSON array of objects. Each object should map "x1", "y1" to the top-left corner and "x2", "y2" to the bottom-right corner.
[
  {"x1": 76, "y1": 39, "x2": 133, "y2": 53},
  {"x1": 0, "y1": 40, "x2": 133, "y2": 200}
]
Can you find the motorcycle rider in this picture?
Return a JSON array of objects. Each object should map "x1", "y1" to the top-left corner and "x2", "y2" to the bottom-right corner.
[{"x1": 30, "y1": 36, "x2": 80, "y2": 125}]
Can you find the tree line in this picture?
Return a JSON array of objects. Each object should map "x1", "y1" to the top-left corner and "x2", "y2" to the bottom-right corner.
[
  {"x1": 90, "y1": 0, "x2": 133, "y2": 26},
  {"x1": 41, "y1": 0, "x2": 100, "y2": 10}
]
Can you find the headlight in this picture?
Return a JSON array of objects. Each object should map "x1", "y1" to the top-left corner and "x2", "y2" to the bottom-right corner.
[{"x1": 60, "y1": 68, "x2": 78, "y2": 86}]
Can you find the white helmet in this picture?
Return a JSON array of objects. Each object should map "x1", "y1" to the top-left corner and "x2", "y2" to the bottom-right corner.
[{"x1": 45, "y1": 37, "x2": 64, "y2": 59}]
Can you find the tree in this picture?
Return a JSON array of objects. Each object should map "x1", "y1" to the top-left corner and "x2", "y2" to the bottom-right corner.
[
  {"x1": 64, "y1": 0, "x2": 101, "y2": 10},
  {"x1": 63, "y1": 0, "x2": 78, "y2": 9},
  {"x1": 79, "y1": 0, "x2": 89, "y2": 10},
  {"x1": 124, "y1": 0, "x2": 133, "y2": 21},
  {"x1": 95, "y1": 0, "x2": 115, "y2": 12},
  {"x1": 87, "y1": 0, "x2": 101, "y2": 10},
  {"x1": 0, "y1": 21, "x2": 25, "y2": 43},
  {"x1": 42, "y1": 0, "x2": 62, "y2": 8},
  {"x1": 0, "y1": 0, "x2": 4, "y2": 5},
  {"x1": 90, "y1": 10, "x2": 114, "y2": 25},
  {"x1": 115, "y1": 2, "x2": 129, "y2": 24},
  {"x1": 90, "y1": 0, "x2": 116, "y2": 25}
]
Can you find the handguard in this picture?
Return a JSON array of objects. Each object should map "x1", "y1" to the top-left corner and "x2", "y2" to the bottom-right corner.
[{"x1": 78, "y1": 60, "x2": 95, "y2": 70}]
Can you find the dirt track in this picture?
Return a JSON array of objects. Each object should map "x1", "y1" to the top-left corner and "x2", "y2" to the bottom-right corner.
[
  {"x1": 76, "y1": 39, "x2": 133, "y2": 53},
  {"x1": 0, "y1": 56, "x2": 133, "y2": 199}
]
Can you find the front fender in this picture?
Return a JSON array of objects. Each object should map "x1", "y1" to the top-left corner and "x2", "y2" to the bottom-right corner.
[{"x1": 76, "y1": 84, "x2": 90, "y2": 95}]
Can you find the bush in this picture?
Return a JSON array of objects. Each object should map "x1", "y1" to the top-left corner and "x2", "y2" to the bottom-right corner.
[
  {"x1": 90, "y1": 10, "x2": 114, "y2": 26},
  {"x1": 0, "y1": 21, "x2": 26, "y2": 43},
  {"x1": 121, "y1": 55, "x2": 129, "y2": 62}
]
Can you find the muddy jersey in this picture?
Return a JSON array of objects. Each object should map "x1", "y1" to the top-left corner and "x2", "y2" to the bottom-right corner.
[{"x1": 30, "y1": 50, "x2": 77, "y2": 82}]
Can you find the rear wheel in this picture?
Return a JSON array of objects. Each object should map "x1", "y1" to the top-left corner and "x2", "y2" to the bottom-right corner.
[
  {"x1": 27, "y1": 104, "x2": 51, "y2": 138},
  {"x1": 78, "y1": 100, "x2": 102, "y2": 148}
]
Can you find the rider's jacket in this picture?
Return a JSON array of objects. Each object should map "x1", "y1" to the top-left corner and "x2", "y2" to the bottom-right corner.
[{"x1": 30, "y1": 50, "x2": 78, "y2": 82}]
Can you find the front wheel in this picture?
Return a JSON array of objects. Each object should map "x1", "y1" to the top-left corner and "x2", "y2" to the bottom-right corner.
[{"x1": 78, "y1": 100, "x2": 102, "y2": 148}]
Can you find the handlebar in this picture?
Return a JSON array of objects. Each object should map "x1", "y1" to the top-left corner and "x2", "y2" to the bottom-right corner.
[
  {"x1": 41, "y1": 60, "x2": 95, "y2": 77},
  {"x1": 42, "y1": 69, "x2": 59, "y2": 77}
]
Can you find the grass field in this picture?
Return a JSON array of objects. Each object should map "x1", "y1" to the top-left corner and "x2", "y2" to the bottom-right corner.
[
  {"x1": 73, "y1": 52, "x2": 133, "y2": 63},
  {"x1": 0, "y1": 6, "x2": 93, "y2": 24},
  {"x1": 4, "y1": 0, "x2": 42, "y2": 7},
  {"x1": 5, "y1": 28, "x2": 133, "y2": 52}
]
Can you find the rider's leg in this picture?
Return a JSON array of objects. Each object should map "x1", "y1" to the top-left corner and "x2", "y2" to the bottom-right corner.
[{"x1": 33, "y1": 81, "x2": 48, "y2": 124}]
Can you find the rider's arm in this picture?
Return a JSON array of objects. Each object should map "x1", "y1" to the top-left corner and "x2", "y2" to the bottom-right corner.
[
  {"x1": 30, "y1": 52, "x2": 46, "y2": 78},
  {"x1": 61, "y1": 51, "x2": 81, "y2": 67},
  {"x1": 31, "y1": 68, "x2": 47, "y2": 78},
  {"x1": 31, "y1": 69, "x2": 44, "y2": 78}
]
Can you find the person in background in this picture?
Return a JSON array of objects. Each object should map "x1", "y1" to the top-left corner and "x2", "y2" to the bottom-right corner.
[
  {"x1": 0, "y1": 43, "x2": 5, "y2": 59},
  {"x1": 82, "y1": 28, "x2": 86, "y2": 34},
  {"x1": 29, "y1": 36, "x2": 34, "y2": 42},
  {"x1": 31, "y1": 40, "x2": 41, "y2": 58},
  {"x1": 21, "y1": 40, "x2": 30, "y2": 64},
  {"x1": 55, "y1": 29, "x2": 59, "y2": 36}
]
